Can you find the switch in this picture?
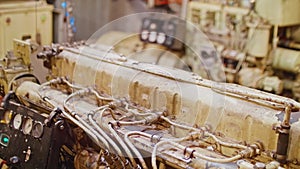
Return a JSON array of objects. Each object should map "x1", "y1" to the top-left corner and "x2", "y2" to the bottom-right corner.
[{"x1": 23, "y1": 146, "x2": 31, "y2": 162}]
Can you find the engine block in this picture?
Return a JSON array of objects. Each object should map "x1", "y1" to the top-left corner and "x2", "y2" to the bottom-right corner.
[{"x1": 2, "y1": 43, "x2": 300, "y2": 169}]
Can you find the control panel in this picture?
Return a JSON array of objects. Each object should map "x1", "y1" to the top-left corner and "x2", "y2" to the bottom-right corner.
[{"x1": 0, "y1": 94, "x2": 72, "y2": 169}]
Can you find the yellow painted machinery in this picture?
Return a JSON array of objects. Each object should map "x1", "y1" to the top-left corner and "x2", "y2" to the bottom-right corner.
[{"x1": 0, "y1": 41, "x2": 297, "y2": 168}]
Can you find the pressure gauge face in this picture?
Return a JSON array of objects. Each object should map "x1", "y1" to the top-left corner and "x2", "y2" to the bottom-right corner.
[
  {"x1": 13, "y1": 114, "x2": 22, "y2": 130},
  {"x1": 22, "y1": 118, "x2": 33, "y2": 135},
  {"x1": 32, "y1": 122, "x2": 44, "y2": 138}
]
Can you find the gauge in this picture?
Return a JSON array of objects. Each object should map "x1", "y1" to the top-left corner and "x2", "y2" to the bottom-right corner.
[
  {"x1": 13, "y1": 114, "x2": 22, "y2": 130},
  {"x1": 0, "y1": 110, "x2": 12, "y2": 124},
  {"x1": 22, "y1": 118, "x2": 33, "y2": 135},
  {"x1": 32, "y1": 122, "x2": 44, "y2": 138}
]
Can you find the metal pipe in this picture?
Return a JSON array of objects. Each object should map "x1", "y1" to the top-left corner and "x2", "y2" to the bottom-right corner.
[
  {"x1": 124, "y1": 102, "x2": 153, "y2": 117},
  {"x1": 37, "y1": 77, "x2": 61, "y2": 98},
  {"x1": 63, "y1": 91, "x2": 113, "y2": 150},
  {"x1": 124, "y1": 131, "x2": 196, "y2": 169},
  {"x1": 63, "y1": 88, "x2": 113, "y2": 110},
  {"x1": 38, "y1": 77, "x2": 83, "y2": 95},
  {"x1": 96, "y1": 107, "x2": 118, "y2": 125},
  {"x1": 61, "y1": 77, "x2": 84, "y2": 90},
  {"x1": 212, "y1": 83, "x2": 300, "y2": 109},
  {"x1": 273, "y1": 25, "x2": 279, "y2": 49},
  {"x1": 43, "y1": 97, "x2": 57, "y2": 108},
  {"x1": 161, "y1": 116, "x2": 248, "y2": 150},
  {"x1": 73, "y1": 113, "x2": 111, "y2": 150},
  {"x1": 151, "y1": 140, "x2": 244, "y2": 169},
  {"x1": 108, "y1": 123, "x2": 138, "y2": 168},
  {"x1": 180, "y1": 0, "x2": 189, "y2": 19},
  {"x1": 275, "y1": 105, "x2": 291, "y2": 164},
  {"x1": 65, "y1": 47, "x2": 300, "y2": 110},
  {"x1": 124, "y1": 131, "x2": 149, "y2": 169},
  {"x1": 109, "y1": 113, "x2": 161, "y2": 127},
  {"x1": 205, "y1": 133, "x2": 248, "y2": 150},
  {"x1": 160, "y1": 116, "x2": 201, "y2": 132},
  {"x1": 88, "y1": 114, "x2": 127, "y2": 164},
  {"x1": 283, "y1": 106, "x2": 291, "y2": 126},
  {"x1": 60, "y1": 110, "x2": 102, "y2": 147},
  {"x1": 89, "y1": 88, "x2": 114, "y2": 102}
]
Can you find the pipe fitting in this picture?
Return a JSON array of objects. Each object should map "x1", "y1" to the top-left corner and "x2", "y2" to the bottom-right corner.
[
  {"x1": 183, "y1": 147, "x2": 195, "y2": 160},
  {"x1": 150, "y1": 134, "x2": 162, "y2": 144}
]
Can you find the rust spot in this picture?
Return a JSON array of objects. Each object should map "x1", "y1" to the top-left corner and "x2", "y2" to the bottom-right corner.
[{"x1": 6, "y1": 17, "x2": 11, "y2": 24}]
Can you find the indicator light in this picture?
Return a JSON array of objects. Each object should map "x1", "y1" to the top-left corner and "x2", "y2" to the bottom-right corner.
[{"x1": 0, "y1": 134, "x2": 9, "y2": 147}]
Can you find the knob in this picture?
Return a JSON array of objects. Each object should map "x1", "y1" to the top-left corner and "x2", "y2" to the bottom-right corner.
[{"x1": 9, "y1": 156, "x2": 20, "y2": 164}]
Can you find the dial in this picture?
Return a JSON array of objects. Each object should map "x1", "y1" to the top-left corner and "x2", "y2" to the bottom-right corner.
[
  {"x1": 22, "y1": 118, "x2": 33, "y2": 135},
  {"x1": 13, "y1": 114, "x2": 22, "y2": 130},
  {"x1": 32, "y1": 122, "x2": 44, "y2": 138},
  {"x1": 1, "y1": 110, "x2": 12, "y2": 124}
]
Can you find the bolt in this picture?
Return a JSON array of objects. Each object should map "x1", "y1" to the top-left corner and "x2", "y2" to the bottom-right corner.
[{"x1": 59, "y1": 125, "x2": 65, "y2": 130}]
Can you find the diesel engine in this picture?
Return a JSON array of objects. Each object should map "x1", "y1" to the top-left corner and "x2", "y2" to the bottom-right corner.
[{"x1": 0, "y1": 41, "x2": 299, "y2": 169}]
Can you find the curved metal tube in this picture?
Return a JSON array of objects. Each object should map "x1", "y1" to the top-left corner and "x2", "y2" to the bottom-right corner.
[
  {"x1": 73, "y1": 113, "x2": 110, "y2": 150},
  {"x1": 205, "y1": 133, "x2": 247, "y2": 150},
  {"x1": 161, "y1": 116, "x2": 248, "y2": 150},
  {"x1": 96, "y1": 107, "x2": 118, "y2": 125},
  {"x1": 60, "y1": 77, "x2": 84, "y2": 90},
  {"x1": 212, "y1": 83, "x2": 300, "y2": 109},
  {"x1": 60, "y1": 110, "x2": 102, "y2": 147},
  {"x1": 63, "y1": 88, "x2": 113, "y2": 112},
  {"x1": 123, "y1": 102, "x2": 153, "y2": 117},
  {"x1": 88, "y1": 114, "x2": 127, "y2": 164},
  {"x1": 108, "y1": 113, "x2": 161, "y2": 127},
  {"x1": 124, "y1": 131, "x2": 149, "y2": 169},
  {"x1": 108, "y1": 123, "x2": 138, "y2": 168},
  {"x1": 160, "y1": 116, "x2": 200, "y2": 132},
  {"x1": 63, "y1": 91, "x2": 112, "y2": 150},
  {"x1": 151, "y1": 140, "x2": 243, "y2": 169}
]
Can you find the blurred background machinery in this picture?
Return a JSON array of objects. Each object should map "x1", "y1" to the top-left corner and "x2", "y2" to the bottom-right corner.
[
  {"x1": 185, "y1": 0, "x2": 300, "y2": 99},
  {"x1": 0, "y1": 0, "x2": 53, "y2": 59},
  {"x1": 77, "y1": 0, "x2": 300, "y2": 100}
]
